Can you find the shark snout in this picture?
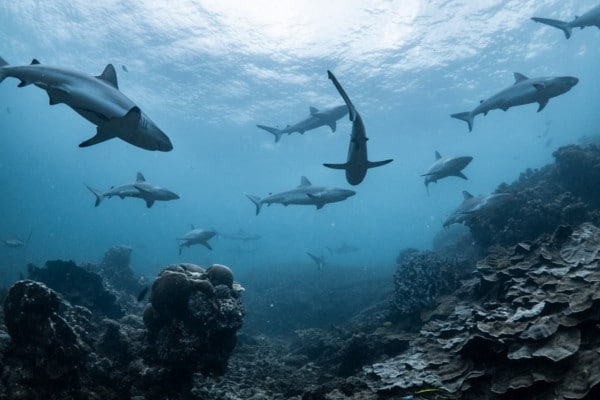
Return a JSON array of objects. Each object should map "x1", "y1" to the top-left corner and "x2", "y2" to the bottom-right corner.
[{"x1": 343, "y1": 189, "x2": 357, "y2": 198}]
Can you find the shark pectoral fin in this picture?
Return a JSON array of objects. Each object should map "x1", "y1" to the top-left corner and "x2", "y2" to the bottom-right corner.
[
  {"x1": 145, "y1": 199, "x2": 155, "y2": 208},
  {"x1": 323, "y1": 162, "x2": 348, "y2": 170},
  {"x1": 537, "y1": 98, "x2": 549, "y2": 112},
  {"x1": 47, "y1": 87, "x2": 70, "y2": 105},
  {"x1": 367, "y1": 159, "x2": 394, "y2": 169},
  {"x1": 328, "y1": 121, "x2": 337, "y2": 132},
  {"x1": 202, "y1": 241, "x2": 213, "y2": 250},
  {"x1": 455, "y1": 171, "x2": 468, "y2": 180},
  {"x1": 18, "y1": 80, "x2": 32, "y2": 87},
  {"x1": 78, "y1": 126, "x2": 116, "y2": 148}
]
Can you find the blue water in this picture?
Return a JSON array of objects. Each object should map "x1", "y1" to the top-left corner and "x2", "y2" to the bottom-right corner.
[{"x1": 0, "y1": 1, "x2": 599, "y2": 283}]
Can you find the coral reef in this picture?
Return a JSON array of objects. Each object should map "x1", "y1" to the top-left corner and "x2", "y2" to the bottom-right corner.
[
  {"x1": 143, "y1": 263, "x2": 245, "y2": 378},
  {"x1": 394, "y1": 249, "x2": 474, "y2": 318},
  {"x1": 27, "y1": 259, "x2": 123, "y2": 318},
  {"x1": 466, "y1": 144, "x2": 600, "y2": 249},
  {"x1": 98, "y1": 245, "x2": 145, "y2": 295},
  {"x1": 0, "y1": 260, "x2": 245, "y2": 400},
  {"x1": 1, "y1": 280, "x2": 86, "y2": 399},
  {"x1": 367, "y1": 223, "x2": 600, "y2": 399}
]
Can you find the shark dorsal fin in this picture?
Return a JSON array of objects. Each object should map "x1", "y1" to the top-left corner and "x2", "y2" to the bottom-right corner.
[
  {"x1": 96, "y1": 64, "x2": 119, "y2": 89},
  {"x1": 514, "y1": 72, "x2": 528, "y2": 84},
  {"x1": 299, "y1": 176, "x2": 312, "y2": 187},
  {"x1": 190, "y1": 224, "x2": 195, "y2": 230},
  {"x1": 30, "y1": 59, "x2": 40, "y2": 65},
  {"x1": 136, "y1": 172, "x2": 146, "y2": 182},
  {"x1": 309, "y1": 106, "x2": 319, "y2": 115},
  {"x1": 435, "y1": 150, "x2": 442, "y2": 160},
  {"x1": 462, "y1": 191, "x2": 474, "y2": 200}
]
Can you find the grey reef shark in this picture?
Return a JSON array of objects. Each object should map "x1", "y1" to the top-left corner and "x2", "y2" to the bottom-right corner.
[
  {"x1": 323, "y1": 70, "x2": 393, "y2": 185},
  {"x1": 86, "y1": 172, "x2": 179, "y2": 208},
  {"x1": 327, "y1": 242, "x2": 359, "y2": 255},
  {"x1": 532, "y1": 4, "x2": 600, "y2": 39},
  {"x1": 2, "y1": 232, "x2": 32, "y2": 248},
  {"x1": 0, "y1": 57, "x2": 172, "y2": 151},
  {"x1": 443, "y1": 191, "x2": 512, "y2": 228},
  {"x1": 177, "y1": 226, "x2": 217, "y2": 254},
  {"x1": 422, "y1": 151, "x2": 473, "y2": 194},
  {"x1": 257, "y1": 104, "x2": 348, "y2": 143},
  {"x1": 451, "y1": 72, "x2": 578, "y2": 132},
  {"x1": 244, "y1": 176, "x2": 355, "y2": 215}
]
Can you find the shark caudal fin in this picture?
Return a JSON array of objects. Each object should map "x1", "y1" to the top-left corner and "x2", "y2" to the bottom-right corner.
[
  {"x1": 451, "y1": 112, "x2": 474, "y2": 132},
  {"x1": 256, "y1": 125, "x2": 284, "y2": 143},
  {"x1": 0, "y1": 56, "x2": 9, "y2": 83},
  {"x1": 86, "y1": 185, "x2": 104, "y2": 207},
  {"x1": 531, "y1": 17, "x2": 572, "y2": 39},
  {"x1": 244, "y1": 193, "x2": 263, "y2": 215},
  {"x1": 367, "y1": 159, "x2": 394, "y2": 169}
]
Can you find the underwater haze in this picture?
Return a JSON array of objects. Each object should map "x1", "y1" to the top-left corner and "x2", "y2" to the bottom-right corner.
[{"x1": 0, "y1": 0, "x2": 599, "y2": 281}]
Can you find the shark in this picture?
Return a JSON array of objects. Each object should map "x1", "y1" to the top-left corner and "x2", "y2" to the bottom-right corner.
[
  {"x1": 86, "y1": 172, "x2": 179, "y2": 208},
  {"x1": 244, "y1": 176, "x2": 355, "y2": 215},
  {"x1": 323, "y1": 70, "x2": 393, "y2": 185},
  {"x1": 451, "y1": 72, "x2": 578, "y2": 132},
  {"x1": 443, "y1": 191, "x2": 512, "y2": 228},
  {"x1": 2, "y1": 232, "x2": 32, "y2": 248},
  {"x1": 422, "y1": 151, "x2": 473, "y2": 193},
  {"x1": 0, "y1": 57, "x2": 172, "y2": 151},
  {"x1": 327, "y1": 242, "x2": 359, "y2": 255},
  {"x1": 177, "y1": 226, "x2": 217, "y2": 254},
  {"x1": 257, "y1": 104, "x2": 348, "y2": 143},
  {"x1": 532, "y1": 4, "x2": 600, "y2": 39}
]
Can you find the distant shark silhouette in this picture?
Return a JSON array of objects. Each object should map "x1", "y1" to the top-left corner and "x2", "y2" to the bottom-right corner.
[
  {"x1": 177, "y1": 226, "x2": 217, "y2": 254},
  {"x1": 323, "y1": 70, "x2": 393, "y2": 185},
  {"x1": 257, "y1": 105, "x2": 348, "y2": 143},
  {"x1": 422, "y1": 151, "x2": 473, "y2": 194},
  {"x1": 0, "y1": 57, "x2": 172, "y2": 151},
  {"x1": 86, "y1": 172, "x2": 179, "y2": 208},
  {"x1": 2, "y1": 232, "x2": 32, "y2": 248},
  {"x1": 451, "y1": 72, "x2": 578, "y2": 132},
  {"x1": 244, "y1": 176, "x2": 355, "y2": 215},
  {"x1": 443, "y1": 191, "x2": 512, "y2": 228},
  {"x1": 532, "y1": 5, "x2": 600, "y2": 39}
]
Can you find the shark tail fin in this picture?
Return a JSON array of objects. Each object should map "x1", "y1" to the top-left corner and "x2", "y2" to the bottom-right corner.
[
  {"x1": 256, "y1": 125, "x2": 284, "y2": 143},
  {"x1": 531, "y1": 17, "x2": 572, "y2": 39},
  {"x1": 86, "y1": 185, "x2": 104, "y2": 207},
  {"x1": 244, "y1": 193, "x2": 263, "y2": 215},
  {"x1": 367, "y1": 159, "x2": 394, "y2": 169},
  {"x1": 451, "y1": 112, "x2": 474, "y2": 132}
]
